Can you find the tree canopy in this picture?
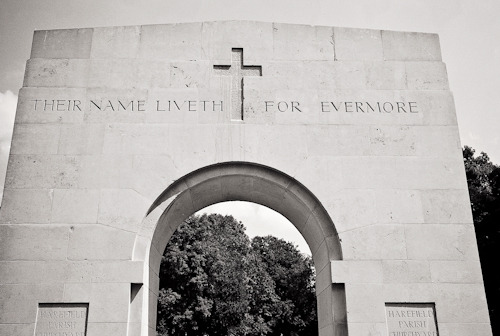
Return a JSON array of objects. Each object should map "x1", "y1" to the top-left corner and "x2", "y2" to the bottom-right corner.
[
  {"x1": 463, "y1": 146, "x2": 500, "y2": 333},
  {"x1": 157, "y1": 213, "x2": 317, "y2": 336}
]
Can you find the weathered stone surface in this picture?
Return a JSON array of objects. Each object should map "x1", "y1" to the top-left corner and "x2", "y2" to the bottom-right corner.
[
  {"x1": 405, "y1": 224, "x2": 480, "y2": 260},
  {"x1": 10, "y1": 124, "x2": 60, "y2": 154},
  {"x1": 382, "y1": 30, "x2": 442, "y2": 61},
  {"x1": 0, "y1": 190, "x2": 53, "y2": 224},
  {"x1": 334, "y1": 27, "x2": 383, "y2": 61},
  {"x1": 51, "y1": 189, "x2": 100, "y2": 224},
  {"x1": 67, "y1": 225, "x2": 135, "y2": 260},
  {"x1": 91, "y1": 26, "x2": 141, "y2": 59},
  {"x1": 140, "y1": 23, "x2": 204, "y2": 61},
  {"x1": 0, "y1": 225, "x2": 68, "y2": 260},
  {"x1": 5, "y1": 155, "x2": 80, "y2": 189},
  {"x1": 23, "y1": 58, "x2": 90, "y2": 88},
  {"x1": 31, "y1": 28, "x2": 93, "y2": 59}
]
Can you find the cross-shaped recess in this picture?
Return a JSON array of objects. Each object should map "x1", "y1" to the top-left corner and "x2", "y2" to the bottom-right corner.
[{"x1": 213, "y1": 48, "x2": 262, "y2": 120}]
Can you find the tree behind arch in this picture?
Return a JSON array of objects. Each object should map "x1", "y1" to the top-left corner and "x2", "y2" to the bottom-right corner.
[
  {"x1": 463, "y1": 146, "x2": 500, "y2": 333},
  {"x1": 156, "y1": 213, "x2": 317, "y2": 336}
]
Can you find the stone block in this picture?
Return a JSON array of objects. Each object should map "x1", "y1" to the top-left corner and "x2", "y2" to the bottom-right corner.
[
  {"x1": 4, "y1": 154, "x2": 80, "y2": 189},
  {"x1": 346, "y1": 322, "x2": 386, "y2": 336},
  {"x1": 0, "y1": 189, "x2": 53, "y2": 224},
  {"x1": 31, "y1": 29, "x2": 93, "y2": 59},
  {"x1": 415, "y1": 126, "x2": 462, "y2": 157},
  {"x1": 202, "y1": 21, "x2": 274, "y2": 63},
  {"x1": 333, "y1": 27, "x2": 383, "y2": 61},
  {"x1": 331, "y1": 260, "x2": 383, "y2": 284},
  {"x1": 316, "y1": 286, "x2": 334, "y2": 328},
  {"x1": 409, "y1": 90, "x2": 457, "y2": 126},
  {"x1": 87, "y1": 323, "x2": 128, "y2": 336},
  {"x1": 373, "y1": 189, "x2": 424, "y2": 224},
  {"x1": 102, "y1": 124, "x2": 171, "y2": 155},
  {"x1": 339, "y1": 224, "x2": 407, "y2": 260},
  {"x1": 345, "y1": 284, "x2": 386, "y2": 323},
  {"x1": 241, "y1": 124, "x2": 308, "y2": 176},
  {"x1": 297, "y1": 216, "x2": 326, "y2": 256},
  {"x1": 434, "y1": 284, "x2": 490, "y2": 323},
  {"x1": 405, "y1": 224, "x2": 479, "y2": 261},
  {"x1": 329, "y1": 62, "x2": 367, "y2": 89},
  {"x1": 23, "y1": 58, "x2": 90, "y2": 88},
  {"x1": 439, "y1": 323, "x2": 492, "y2": 336},
  {"x1": 0, "y1": 284, "x2": 64, "y2": 323},
  {"x1": 339, "y1": 156, "x2": 466, "y2": 190},
  {"x1": 139, "y1": 23, "x2": 203, "y2": 60},
  {"x1": 91, "y1": 26, "x2": 141, "y2": 59},
  {"x1": 78, "y1": 155, "x2": 135, "y2": 189},
  {"x1": 0, "y1": 261, "x2": 62, "y2": 284},
  {"x1": 367, "y1": 125, "x2": 418, "y2": 156},
  {"x1": 51, "y1": 189, "x2": 100, "y2": 224},
  {"x1": 63, "y1": 282, "x2": 92, "y2": 302},
  {"x1": 292, "y1": 156, "x2": 344, "y2": 206},
  {"x1": 325, "y1": 188, "x2": 378, "y2": 233},
  {"x1": 10, "y1": 124, "x2": 60, "y2": 154},
  {"x1": 130, "y1": 155, "x2": 180, "y2": 200},
  {"x1": 87, "y1": 283, "x2": 129, "y2": 323},
  {"x1": 420, "y1": 189, "x2": 473, "y2": 224},
  {"x1": 169, "y1": 61, "x2": 212, "y2": 89},
  {"x1": 88, "y1": 59, "x2": 171, "y2": 89},
  {"x1": 14, "y1": 87, "x2": 86, "y2": 124},
  {"x1": 0, "y1": 260, "x2": 142, "y2": 286},
  {"x1": 315, "y1": 265, "x2": 332, "y2": 295},
  {"x1": 98, "y1": 189, "x2": 150, "y2": 232},
  {"x1": 259, "y1": 61, "x2": 367, "y2": 91},
  {"x1": 90, "y1": 261, "x2": 144, "y2": 283},
  {"x1": 382, "y1": 30, "x2": 442, "y2": 61},
  {"x1": 430, "y1": 260, "x2": 483, "y2": 283},
  {"x1": 382, "y1": 260, "x2": 431, "y2": 283},
  {"x1": 0, "y1": 225, "x2": 69, "y2": 261},
  {"x1": 365, "y1": 61, "x2": 406, "y2": 89},
  {"x1": 406, "y1": 61, "x2": 449, "y2": 90},
  {"x1": 0, "y1": 323, "x2": 33, "y2": 335},
  {"x1": 273, "y1": 23, "x2": 334, "y2": 61},
  {"x1": 67, "y1": 225, "x2": 135, "y2": 260},
  {"x1": 58, "y1": 124, "x2": 105, "y2": 154}
]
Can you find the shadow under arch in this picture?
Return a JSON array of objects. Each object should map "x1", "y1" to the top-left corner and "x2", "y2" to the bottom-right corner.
[{"x1": 132, "y1": 162, "x2": 347, "y2": 336}]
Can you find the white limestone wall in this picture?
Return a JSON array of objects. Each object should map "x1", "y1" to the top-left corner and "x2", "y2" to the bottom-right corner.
[{"x1": 0, "y1": 21, "x2": 491, "y2": 335}]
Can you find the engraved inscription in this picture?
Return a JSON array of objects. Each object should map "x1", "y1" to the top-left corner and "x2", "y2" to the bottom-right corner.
[
  {"x1": 386, "y1": 303, "x2": 438, "y2": 336},
  {"x1": 29, "y1": 98, "x2": 419, "y2": 115},
  {"x1": 320, "y1": 101, "x2": 418, "y2": 113},
  {"x1": 35, "y1": 303, "x2": 88, "y2": 336}
]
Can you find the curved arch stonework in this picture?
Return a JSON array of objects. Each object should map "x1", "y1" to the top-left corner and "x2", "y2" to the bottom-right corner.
[{"x1": 133, "y1": 162, "x2": 346, "y2": 336}]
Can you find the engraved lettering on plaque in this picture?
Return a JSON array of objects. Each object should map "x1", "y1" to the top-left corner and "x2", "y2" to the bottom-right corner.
[
  {"x1": 34, "y1": 303, "x2": 88, "y2": 336},
  {"x1": 386, "y1": 303, "x2": 439, "y2": 336}
]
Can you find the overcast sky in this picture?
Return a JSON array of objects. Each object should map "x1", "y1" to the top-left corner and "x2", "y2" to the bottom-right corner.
[{"x1": 1, "y1": 0, "x2": 499, "y2": 253}]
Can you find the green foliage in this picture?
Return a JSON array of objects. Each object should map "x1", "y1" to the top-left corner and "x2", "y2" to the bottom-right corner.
[
  {"x1": 463, "y1": 146, "x2": 500, "y2": 333},
  {"x1": 156, "y1": 214, "x2": 317, "y2": 336}
]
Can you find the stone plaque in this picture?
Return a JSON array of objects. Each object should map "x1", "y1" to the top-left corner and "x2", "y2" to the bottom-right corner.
[
  {"x1": 34, "y1": 303, "x2": 88, "y2": 336},
  {"x1": 386, "y1": 303, "x2": 438, "y2": 336}
]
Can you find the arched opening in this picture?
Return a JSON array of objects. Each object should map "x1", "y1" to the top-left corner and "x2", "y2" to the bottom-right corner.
[{"x1": 132, "y1": 162, "x2": 347, "y2": 336}]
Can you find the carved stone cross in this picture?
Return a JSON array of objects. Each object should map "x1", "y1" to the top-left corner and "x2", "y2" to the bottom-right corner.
[{"x1": 213, "y1": 48, "x2": 262, "y2": 120}]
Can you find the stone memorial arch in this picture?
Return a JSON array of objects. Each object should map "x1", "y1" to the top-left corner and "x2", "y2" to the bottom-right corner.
[{"x1": 0, "y1": 21, "x2": 492, "y2": 336}]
